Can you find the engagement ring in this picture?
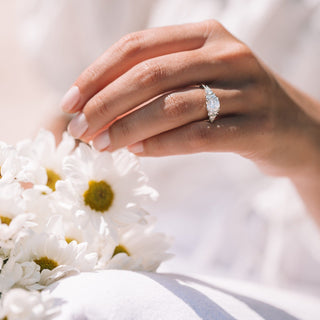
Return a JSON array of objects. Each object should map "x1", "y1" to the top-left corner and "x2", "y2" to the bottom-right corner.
[{"x1": 201, "y1": 84, "x2": 220, "y2": 123}]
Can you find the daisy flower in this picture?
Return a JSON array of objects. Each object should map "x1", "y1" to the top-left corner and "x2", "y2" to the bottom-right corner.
[
  {"x1": 0, "y1": 288, "x2": 59, "y2": 320},
  {"x1": 45, "y1": 207, "x2": 117, "y2": 260},
  {"x1": 0, "y1": 183, "x2": 35, "y2": 251},
  {"x1": 0, "y1": 142, "x2": 45, "y2": 185},
  {"x1": 0, "y1": 129, "x2": 172, "y2": 307},
  {"x1": 1, "y1": 233, "x2": 97, "y2": 290},
  {"x1": 57, "y1": 144, "x2": 157, "y2": 231},
  {"x1": 100, "y1": 217, "x2": 173, "y2": 272},
  {"x1": 0, "y1": 258, "x2": 41, "y2": 293},
  {"x1": 21, "y1": 185, "x2": 56, "y2": 232},
  {"x1": 17, "y1": 130, "x2": 75, "y2": 191}
]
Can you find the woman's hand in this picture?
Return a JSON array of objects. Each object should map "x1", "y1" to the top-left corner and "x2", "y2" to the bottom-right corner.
[{"x1": 61, "y1": 20, "x2": 320, "y2": 179}]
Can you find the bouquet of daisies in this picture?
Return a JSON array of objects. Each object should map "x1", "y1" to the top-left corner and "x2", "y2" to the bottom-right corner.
[{"x1": 0, "y1": 130, "x2": 172, "y2": 319}]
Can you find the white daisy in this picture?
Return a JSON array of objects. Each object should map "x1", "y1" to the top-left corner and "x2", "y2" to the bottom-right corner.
[
  {"x1": 17, "y1": 130, "x2": 75, "y2": 191},
  {"x1": 57, "y1": 144, "x2": 156, "y2": 231},
  {"x1": 1, "y1": 232, "x2": 97, "y2": 290},
  {"x1": 100, "y1": 217, "x2": 173, "y2": 272},
  {"x1": 21, "y1": 185, "x2": 56, "y2": 232},
  {"x1": 0, "y1": 258, "x2": 40, "y2": 293},
  {"x1": 0, "y1": 183, "x2": 35, "y2": 251},
  {"x1": 0, "y1": 142, "x2": 45, "y2": 185},
  {"x1": 0, "y1": 129, "x2": 172, "y2": 309},
  {"x1": 45, "y1": 208, "x2": 117, "y2": 261},
  {"x1": 0, "y1": 288, "x2": 59, "y2": 320},
  {"x1": 56, "y1": 189, "x2": 122, "y2": 257}
]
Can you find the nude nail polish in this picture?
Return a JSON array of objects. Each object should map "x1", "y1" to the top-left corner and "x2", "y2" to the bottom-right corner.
[
  {"x1": 60, "y1": 86, "x2": 80, "y2": 112},
  {"x1": 93, "y1": 130, "x2": 111, "y2": 151},
  {"x1": 128, "y1": 142, "x2": 144, "y2": 154},
  {"x1": 68, "y1": 113, "x2": 88, "y2": 138}
]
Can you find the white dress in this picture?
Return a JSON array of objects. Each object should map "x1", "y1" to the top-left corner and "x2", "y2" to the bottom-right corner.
[{"x1": 16, "y1": 0, "x2": 320, "y2": 297}]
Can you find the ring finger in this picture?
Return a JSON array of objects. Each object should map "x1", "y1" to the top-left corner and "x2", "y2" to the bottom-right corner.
[{"x1": 92, "y1": 86, "x2": 244, "y2": 151}]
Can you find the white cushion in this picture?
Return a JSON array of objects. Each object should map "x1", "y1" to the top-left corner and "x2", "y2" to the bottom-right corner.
[{"x1": 48, "y1": 270, "x2": 320, "y2": 320}]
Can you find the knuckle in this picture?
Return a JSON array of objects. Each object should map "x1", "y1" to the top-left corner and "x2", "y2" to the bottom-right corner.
[
  {"x1": 220, "y1": 42, "x2": 253, "y2": 64},
  {"x1": 238, "y1": 47, "x2": 260, "y2": 73},
  {"x1": 88, "y1": 94, "x2": 109, "y2": 118},
  {"x1": 135, "y1": 60, "x2": 166, "y2": 87},
  {"x1": 117, "y1": 31, "x2": 146, "y2": 57},
  {"x1": 79, "y1": 67, "x2": 99, "y2": 84},
  {"x1": 206, "y1": 19, "x2": 223, "y2": 30},
  {"x1": 163, "y1": 94, "x2": 190, "y2": 121},
  {"x1": 234, "y1": 43, "x2": 253, "y2": 60},
  {"x1": 202, "y1": 19, "x2": 225, "y2": 38}
]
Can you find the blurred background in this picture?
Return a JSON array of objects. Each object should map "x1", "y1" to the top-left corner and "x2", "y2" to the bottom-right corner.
[
  {"x1": 1, "y1": 0, "x2": 320, "y2": 298},
  {"x1": 0, "y1": 1, "x2": 55, "y2": 143}
]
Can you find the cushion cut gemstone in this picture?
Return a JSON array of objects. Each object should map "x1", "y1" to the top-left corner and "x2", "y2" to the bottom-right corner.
[{"x1": 203, "y1": 85, "x2": 220, "y2": 122}]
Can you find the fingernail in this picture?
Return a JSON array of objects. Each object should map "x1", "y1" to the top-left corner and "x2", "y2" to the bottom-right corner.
[
  {"x1": 60, "y1": 86, "x2": 80, "y2": 112},
  {"x1": 93, "y1": 130, "x2": 110, "y2": 151},
  {"x1": 68, "y1": 113, "x2": 88, "y2": 138},
  {"x1": 128, "y1": 141, "x2": 144, "y2": 154}
]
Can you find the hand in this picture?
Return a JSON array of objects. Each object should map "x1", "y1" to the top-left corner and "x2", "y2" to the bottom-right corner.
[{"x1": 61, "y1": 20, "x2": 320, "y2": 179}]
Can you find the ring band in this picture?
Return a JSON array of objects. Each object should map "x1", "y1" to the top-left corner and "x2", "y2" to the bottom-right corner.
[{"x1": 201, "y1": 84, "x2": 220, "y2": 123}]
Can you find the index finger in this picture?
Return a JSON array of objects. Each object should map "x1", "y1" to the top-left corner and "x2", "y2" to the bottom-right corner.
[{"x1": 59, "y1": 21, "x2": 212, "y2": 113}]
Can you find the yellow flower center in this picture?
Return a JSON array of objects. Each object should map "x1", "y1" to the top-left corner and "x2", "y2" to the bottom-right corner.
[
  {"x1": 83, "y1": 180, "x2": 114, "y2": 212},
  {"x1": 0, "y1": 216, "x2": 12, "y2": 226},
  {"x1": 65, "y1": 237, "x2": 77, "y2": 244},
  {"x1": 46, "y1": 169, "x2": 61, "y2": 191},
  {"x1": 0, "y1": 166, "x2": 2, "y2": 179},
  {"x1": 112, "y1": 244, "x2": 130, "y2": 257},
  {"x1": 34, "y1": 256, "x2": 58, "y2": 272}
]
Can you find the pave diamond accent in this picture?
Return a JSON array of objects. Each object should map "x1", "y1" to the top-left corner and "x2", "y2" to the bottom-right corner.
[{"x1": 202, "y1": 84, "x2": 220, "y2": 123}]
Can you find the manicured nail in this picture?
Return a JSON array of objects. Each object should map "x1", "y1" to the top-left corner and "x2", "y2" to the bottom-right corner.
[
  {"x1": 93, "y1": 130, "x2": 110, "y2": 151},
  {"x1": 60, "y1": 86, "x2": 80, "y2": 112},
  {"x1": 128, "y1": 141, "x2": 144, "y2": 154},
  {"x1": 68, "y1": 113, "x2": 88, "y2": 138}
]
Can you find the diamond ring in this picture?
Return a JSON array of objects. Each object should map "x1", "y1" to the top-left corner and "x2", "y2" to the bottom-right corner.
[{"x1": 201, "y1": 84, "x2": 220, "y2": 123}]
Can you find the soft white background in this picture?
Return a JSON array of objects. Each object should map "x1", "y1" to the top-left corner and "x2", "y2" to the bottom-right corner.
[{"x1": 1, "y1": 0, "x2": 320, "y2": 299}]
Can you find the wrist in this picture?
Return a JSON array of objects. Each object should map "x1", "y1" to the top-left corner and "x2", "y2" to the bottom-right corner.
[
  {"x1": 266, "y1": 77, "x2": 320, "y2": 226},
  {"x1": 251, "y1": 73, "x2": 320, "y2": 180}
]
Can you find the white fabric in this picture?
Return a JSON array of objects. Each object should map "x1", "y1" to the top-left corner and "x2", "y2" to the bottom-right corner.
[
  {"x1": 49, "y1": 270, "x2": 320, "y2": 320},
  {"x1": 17, "y1": 0, "x2": 320, "y2": 101},
  {"x1": 13, "y1": 0, "x2": 320, "y2": 297}
]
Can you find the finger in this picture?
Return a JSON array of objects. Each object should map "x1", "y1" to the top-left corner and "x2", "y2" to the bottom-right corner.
[
  {"x1": 92, "y1": 87, "x2": 244, "y2": 151},
  {"x1": 127, "y1": 116, "x2": 251, "y2": 157},
  {"x1": 70, "y1": 47, "x2": 229, "y2": 140},
  {"x1": 60, "y1": 21, "x2": 212, "y2": 113}
]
